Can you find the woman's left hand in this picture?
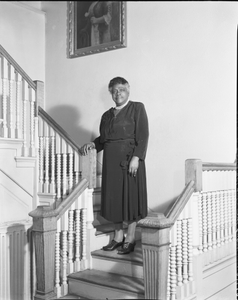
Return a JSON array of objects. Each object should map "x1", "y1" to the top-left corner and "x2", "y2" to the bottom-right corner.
[{"x1": 129, "y1": 156, "x2": 139, "y2": 177}]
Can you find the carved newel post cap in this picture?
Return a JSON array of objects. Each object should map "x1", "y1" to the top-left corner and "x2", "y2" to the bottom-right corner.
[
  {"x1": 29, "y1": 205, "x2": 58, "y2": 232},
  {"x1": 137, "y1": 212, "x2": 174, "y2": 229}
]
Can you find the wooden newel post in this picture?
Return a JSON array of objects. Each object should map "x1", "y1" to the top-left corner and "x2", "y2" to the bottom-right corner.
[
  {"x1": 185, "y1": 159, "x2": 202, "y2": 192},
  {"x1": 137, "y1": 213, "x2": 174, "y2": 300},
  {"x1": 29, "y1": 206, "x2": 57, "y2": 300}
]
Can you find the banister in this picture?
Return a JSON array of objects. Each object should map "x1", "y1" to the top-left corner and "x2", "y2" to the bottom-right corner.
[
  {"x1": 29, "y1": 178, "x2": 88, "y2": 300},
  {"x1": 0, "y1": 44, "x2": 36, "y2": 90},
  {"x1": 165, "y1": 180, "x2": 195, "y2": 223},
  {"x1": 185, "y1": 159, "x2": 236, "y2": 192},
  {"x1": 38, "y1": 106, "x2": 80, "y2": 152},
  {"x1": 29, "y1": 178, "x2": 88, "y2": 220},
  {"x1": 202, "y1": 162, "x2": 236, "y2": 171}
]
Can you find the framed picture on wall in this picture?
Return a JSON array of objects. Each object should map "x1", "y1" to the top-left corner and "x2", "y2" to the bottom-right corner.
[{"x1": 67, "y1": 1, "x2": 127, "y2": 58}]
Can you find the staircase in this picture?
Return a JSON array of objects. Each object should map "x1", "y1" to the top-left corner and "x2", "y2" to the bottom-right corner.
[
  {"x1": 65, "y1": 241, "x2": 144, "y2": 299},
  {"x1": 1, "y1": 45, "x2": 236, "y2": 300}
]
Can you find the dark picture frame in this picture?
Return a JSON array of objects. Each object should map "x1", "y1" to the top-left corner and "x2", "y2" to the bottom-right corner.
[{"x1": 67, "y1": 1, "x2": 127, "y2": 58}]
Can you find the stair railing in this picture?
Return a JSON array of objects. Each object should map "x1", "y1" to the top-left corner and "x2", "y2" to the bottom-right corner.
[
  {"x1": 30, "y1": 106, "x2": 97, "y2": 300},
  {"x1": 0, "y1": 44, "x2": 43, "y2": 158},
  {"x1": 138, "y1": 158, "x2": 236, "y2": 300}
]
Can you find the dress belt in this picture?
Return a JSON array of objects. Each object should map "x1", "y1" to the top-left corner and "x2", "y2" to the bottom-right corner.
[{"x1": 105, "y1": 138, "x2": 135, "y2": 144}]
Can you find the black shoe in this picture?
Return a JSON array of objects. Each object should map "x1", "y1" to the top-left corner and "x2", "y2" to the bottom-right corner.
[
  {"x1": 117, "y1": 241, "x2": 136, "y2": 255},
  {"x1": 102, "y1": 236, "x2": 125, "y2": 251}
]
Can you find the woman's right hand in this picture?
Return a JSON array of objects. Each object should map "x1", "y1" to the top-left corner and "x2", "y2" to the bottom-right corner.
[{"x1": 80, "y1": 142, "x2": 95, "y2": 156}]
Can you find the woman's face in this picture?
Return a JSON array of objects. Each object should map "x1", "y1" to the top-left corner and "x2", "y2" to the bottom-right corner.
[{"x1": 111, "y1": 83, "x2": 130, "y2": 107}]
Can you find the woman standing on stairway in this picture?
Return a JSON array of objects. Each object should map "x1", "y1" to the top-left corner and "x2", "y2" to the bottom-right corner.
[{"x1": 80, "y1": 77, "x2": 149, "y2": 254}]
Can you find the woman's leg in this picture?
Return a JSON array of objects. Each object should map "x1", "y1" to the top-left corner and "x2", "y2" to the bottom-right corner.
[
  {"x1": 114, "y1": 223, "x2": 124, "y2": 242},
  {"x1": 125, "y1": 221, "x2": 137, "y2": 243}
]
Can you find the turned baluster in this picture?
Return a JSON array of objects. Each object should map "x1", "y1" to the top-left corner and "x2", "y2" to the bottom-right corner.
[
  {"x1": 215, "y1": 191, "x2": 221, "y2": 247},
  {"x1": 232, "y1": 190, "x2": 236, "y2": 240},
  {"x1": 211, "y1": 192, "x2": 217, "y2": 248},
  {"x1": 38, "y1": 136, "x2": 44, "y2": 193},
  {"x1": 187, "y1": 218, "x2": 193, "y2": 281},
  {"x1": 56, "y1": 133, "x2": 62, "y2": 200},
  {"x1": 61, "y1": 230, "x2": 68, "y2": 295},
  {"x1": 182, "y1": 219, "x2": 188, "y2": 283},
  {"x1": 227, "y1": 190, "x2": 232, "y2": 242},
  {"x1": 219, "y1": 191, "x2": 225, "y2": 245},
  {"x1": 55, "y1": 223, "x2": 61, "y2": 298},
  {"x1": 29, "y1": 87, "x2": 36, "y2": 156},
  {"x1": 50, "y1": 130, "x2": 56, "y2": 194},
  {"x1": 206, "y1": 192, "x2": 212, "y2": 250},
  {"x1": 68, "y1": 209, "x2": 74, "y2": 274},
  {"x1": 61, "y1": 140, "x2": 67, "y2": 199},
  {"x1": 60, "y1": 210, "x2": 69, "y2": 297},
  {"x1": 223, "y1": 190, "x2": 229, "y2": 243},
  {"x1": 229, "y1": 190, "x2": 234, "y2": 241},
  {"x1": 68, "y1": 146, "x2": 74, "y2": 193},
  {"x1": 43, "y1": 121, "x2": 50, "y2": 193},
  {"x1": 198, "y1": 193, "x2": 203, "y2": 253},
  {"x1": 22, "y1": 80, "x2": 28, "y2": 156},
  {"x1": 8, "y1": 63, "x2": 15, "y2": 138},
  {"x1": 202, "y1": 193, "x2": 208, "y2": 252},
  {"x1": 81, "y1": 208, "x2": 87, "y2": 270},
  {"x1": 2, "y1": 57, "x2": 8, "y2": 137},
  {"x1": 15, "y1": 72, "x2": 21, "y2": 138},
  {"x1": 75, "y1": 208, "x2": 81, "y2": 272},
  {"x1": 176, "y1": 219, "x2": 183, "y2": 286}
]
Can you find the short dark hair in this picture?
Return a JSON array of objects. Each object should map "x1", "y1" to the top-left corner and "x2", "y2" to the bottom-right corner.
[{"x1": 108, "y1": 77, "x2": 129, "y2": 90}]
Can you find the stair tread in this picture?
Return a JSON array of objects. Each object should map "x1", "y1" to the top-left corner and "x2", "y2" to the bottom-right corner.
[
  {"x1": 91, "y1": 240, "x2": 143, "y2": 264},
  {"x1": 68, "y1": 269, "x2": 144, "y2": 295}
]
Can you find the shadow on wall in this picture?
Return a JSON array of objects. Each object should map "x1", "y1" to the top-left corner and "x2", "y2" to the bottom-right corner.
[
  {"x1": 149, "y1": 195, "x2": 179, "y2": 216},
  {"x1": 47, "y1": 104, "x2": 97, "y2": 146},
  {"x1": 47, "y1": 104, "x2": 103, "y2": 174},
  {"x1": 6, "y1": 224, "x2": 34, "y2": 300}
]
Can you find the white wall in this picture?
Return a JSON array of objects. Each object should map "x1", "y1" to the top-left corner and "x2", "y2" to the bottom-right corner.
[
  {"x1": 0, "y1": 1, "x2": 45, "y2": 83},
  {"x1": 42, "y1": 1, "x2": 237, "y2": 213},
  {"x1": 1, "y1": 1, "x2": 236, "y2": 213}
]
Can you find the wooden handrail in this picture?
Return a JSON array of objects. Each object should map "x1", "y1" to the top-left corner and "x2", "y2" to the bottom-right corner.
[
  {"x1": 38, "y1": 106, "x2": 80, "y2": 152},
  {"x1": 165, "y1": 180, "x2": 195, "y2": 223},
  {"x1": 202, "y1": 162, "x2": 236, "y2": 171},
  {"x1": 29, "y1": 178, "x2": 88, "y2": 220},
  {"x1": 0, "y1": 44, "x2": 36, "y2": 90}
]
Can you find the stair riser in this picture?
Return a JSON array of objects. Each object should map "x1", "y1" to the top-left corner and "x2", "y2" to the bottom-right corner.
[
  {"x1": 92, "y1": 257, "x2": 143, "y2": 279},
  {"x1": 68, "y1": 278, "x2": 144, "y2": 299}
]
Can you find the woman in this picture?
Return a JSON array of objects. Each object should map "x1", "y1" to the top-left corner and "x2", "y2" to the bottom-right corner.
[{"x1": 80, "y1": 77, "x2": 149, "y2": 255}]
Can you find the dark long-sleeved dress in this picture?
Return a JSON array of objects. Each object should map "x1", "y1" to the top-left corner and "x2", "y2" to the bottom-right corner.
[{"x1": 93, "y1": 100, "x2": 149, "y2": 223}]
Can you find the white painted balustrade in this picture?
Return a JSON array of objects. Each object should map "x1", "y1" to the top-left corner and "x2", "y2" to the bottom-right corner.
[
  {"x1": 54, "y1": 188, "x2": 94, "y2": 298},
  {"x1": 167, "y1": 161, "x2": 236, "y2": 300},
  {"x1": 37, "y1": 110, "x2": 96, "y2": 207},
  {"x1": 0, "y1": 49, "x2": 38, "y2": 157}
]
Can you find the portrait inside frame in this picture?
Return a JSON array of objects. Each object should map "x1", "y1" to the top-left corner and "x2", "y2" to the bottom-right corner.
[{"x1": 67, "y1": 1, "x2": 127, "y2": 58}]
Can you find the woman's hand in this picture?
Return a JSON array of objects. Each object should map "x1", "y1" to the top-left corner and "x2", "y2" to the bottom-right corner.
[
  {"x1": 129, "y1": 156, "x2": 139, "y2": 177},
  {"x1": 90, "y1": 16, "x2": 105, "y2": 25},
  {"x1": 80, "y1": 142, "x2": 95, "y2": 156}
]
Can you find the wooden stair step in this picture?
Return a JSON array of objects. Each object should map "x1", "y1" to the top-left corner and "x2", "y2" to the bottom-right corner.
[
  {"x1": 68, "y1": 269, "x2": 144, "y2": 299},
  {"x1": 92, "y1": 239, "x2": 143, "y2": 264},
  {"x1": 91, "y1": 240, "x2": 143, "y2": 278}
]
